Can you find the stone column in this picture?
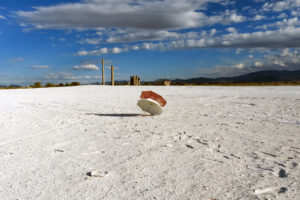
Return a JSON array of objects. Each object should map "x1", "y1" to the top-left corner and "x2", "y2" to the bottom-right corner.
[
  {"x1": 111, "y1": 65, "x2": 114, "y2": 86},
  {"x1": 102, "y1": 58, "x2": 105, "y2": 85}
]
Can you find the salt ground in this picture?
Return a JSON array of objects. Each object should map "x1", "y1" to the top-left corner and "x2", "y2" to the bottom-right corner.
[{"x1": 0, "y1": 86, "x2": 299, "y2": 200}]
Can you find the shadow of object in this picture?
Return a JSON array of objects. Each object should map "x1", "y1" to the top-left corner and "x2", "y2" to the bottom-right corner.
[{"x1": 87, "y1": 113, "x2": 150, "y2": 117}]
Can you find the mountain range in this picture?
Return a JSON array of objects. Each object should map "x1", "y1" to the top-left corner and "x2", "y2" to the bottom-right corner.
[{"x1": 170, "y1": 70, "x2": 300, "y2": 84}]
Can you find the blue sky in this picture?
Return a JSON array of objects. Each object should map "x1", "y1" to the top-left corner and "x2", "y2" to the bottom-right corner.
[{"x1": 1, "y1": 0, "x2": 300, "y2": 85}]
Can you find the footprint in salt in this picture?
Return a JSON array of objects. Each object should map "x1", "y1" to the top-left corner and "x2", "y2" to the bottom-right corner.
[
  {"x1": 86, "y1": 169, "x2": 108, "y2": 178},
  {"x1": 186, "y1": 144, "x2": 194, "y2": 149},
  {"x1": 273, "y1": 168, "x2": 287, "y2": 178},
  {"x1": 291, "y1": 162, "x2": 298, "y2": 168},
  {"x1": 254, "y1": 186, "x2": 288, "y2": 195}
]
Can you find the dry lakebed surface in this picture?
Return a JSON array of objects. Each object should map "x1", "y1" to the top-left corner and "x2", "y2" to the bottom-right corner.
[{"x1": 0, "y1": 86, "x2": 299, "y2": 199}]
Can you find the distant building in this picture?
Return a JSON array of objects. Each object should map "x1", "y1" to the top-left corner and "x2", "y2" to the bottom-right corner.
[
  {"x1": 130, "y1": 76, "x2": 140, "y2": 86},
  {"x1": 162, "y1": 80, "x2": 171, "y2": 86}
]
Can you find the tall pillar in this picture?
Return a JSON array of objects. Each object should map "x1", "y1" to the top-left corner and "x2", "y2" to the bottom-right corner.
[
  {"x1": 102, "y1": 58, "x2": 105, "y2": 85},
  {"x1": 111, "y1": 65, "x2": 114, "y2": 86}
]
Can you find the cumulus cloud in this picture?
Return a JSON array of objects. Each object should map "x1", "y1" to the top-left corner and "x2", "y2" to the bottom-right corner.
[
  {"x1": 257, "y1": 17, "x2": 300, "y2": 30},
  {"x1": 273, "y1": 1, "x2": 290, "y2": 12},
  {"x1": 72, "y1": 64, "x2": 99, "y2": 70},
  {"x1": 226, "y1": 27, "x2": 237, "y2": 33},
  {"x1": 216, "y1": 27, "x2": 300, "y2": 48},
  {"x1": 28, "y1": 65, "x2": 49, "y2": 69},
  {"x1": 210, "y1": 28, "x2": 217, "y2": 36},
  {"x1": 16, "y1": 0, "x2": 244, "y2": 30},
  {"x1": 77, "y1": 48, "x2": 108, "y2": 56},
  {"x1": 254, "y1": 62, "x2": 263, "y2": 67},
  {"x1": 195, "y1": 48, "x2": 300, "y2": 78},
  {"x1": 277, "y1": 13, "x2": 288, "y2": 19},
  {"x1": 234, "y1": 63, "x2": 244, "y2": 69},
  {"x1": 168, "y1": 27, "x2": 300, "y2": 49},
  {"x1": 253, "y1": 15, "x2": 265, "y2": 21},
  {"x1": 112, "y1": 47, "x2": 122, "y2": 53},
  {"x1": 274, "y1": 60, "x2": 286, "y2": 67},
  {"x1": 263, "y1": 0, "x2": 300, "y2": 12},
  {"x1": 77, "y1": 27, "x2": 300, "y2": 56},
  {"x1": 249, "y1": 48, "x2": 299, "y2": 69},
  {"x1": 258, "y1": 48, "x2": 300, "y2": 70},
  {"x1": 76, "y1": 47, "x2": 127, "y2": 56},
  {"x1": 81, "y1": 38, "x2": 102, "y2": 45},
  {"x1": 107, "y1": 30, "x2": 179, "y2": 43},
  {"x1": 45, "y1": 72, "x2": 101, "y2": 81}
]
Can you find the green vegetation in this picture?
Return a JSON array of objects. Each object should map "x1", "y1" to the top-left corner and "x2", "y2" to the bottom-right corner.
[
  {"x1": 45, "y1": 82, "x2": 56, "y2": 87},
  {"x1": 0, "y1": 81, "x2": 81, "y2": 90},
  {"x1": 32, "y1": 82, "x2": 42, "y2": 88},
  {"x1": 43, "y1": 82, "x2": 81, "y2": 87},
  {"x1": 70, "y1": 82, "x2": 80, "y2": 86},
  {"x1": 0, "y1": 85, "x2": 28, "y2": 90}
]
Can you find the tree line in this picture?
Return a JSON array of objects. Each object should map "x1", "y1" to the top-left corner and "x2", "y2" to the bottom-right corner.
[{"x1": 30, "y1": 82, "x2": 80, "y2": 88}]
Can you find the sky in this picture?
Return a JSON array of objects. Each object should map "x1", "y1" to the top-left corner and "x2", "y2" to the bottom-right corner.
[{"x1": 0, "y1": 0, "x2": 300, "y2": 85}]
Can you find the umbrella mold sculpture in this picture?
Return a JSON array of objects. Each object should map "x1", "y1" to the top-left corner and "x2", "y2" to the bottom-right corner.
[{"x1": 137, "y1": 91, "x2": 167, "y2": 115}]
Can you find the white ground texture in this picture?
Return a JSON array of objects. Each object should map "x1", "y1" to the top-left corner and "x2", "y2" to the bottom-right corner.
[{"x1": 0, "y1": 86, "x2": 299, "y2": 200}]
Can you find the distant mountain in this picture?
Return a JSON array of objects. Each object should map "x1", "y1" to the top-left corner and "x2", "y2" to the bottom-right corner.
[
  {"x1": 0, "y1": 84, "x2": 22, "y2": 88},
  {"x1": 172, "y1": 70, "x2": 300, "y2": 84},
  {"x1": 9, "y1": 84, "x2": 22, "y2": 88},
  {"x1": 172, "y1": 77, "x2": 214, "y2": 84}
]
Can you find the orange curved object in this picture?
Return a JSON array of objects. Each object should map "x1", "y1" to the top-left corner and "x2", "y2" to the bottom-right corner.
[{"x1": 140, "y1": 91, "x2": 167, "y2": 107}]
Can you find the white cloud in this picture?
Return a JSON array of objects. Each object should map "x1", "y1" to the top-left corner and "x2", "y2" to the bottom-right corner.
[
  {"x1": 234, "y1": 63, "x2": 244, "y2": 69},
  {"x1": 277, "y1": 13, "x2": 288, "y2": 19},
  {"x1": 254, "y1": 61, "x2": 263, "y2": 67},
  {"x1": 83, "y1": 75, "x2": 91, "y2": 79},
  {"x1": 168, "y1": 27, "x2": 300, "y2": 49},
  {"x1": 77, "y1": 50, "x2": 89, "y2": 56},
  {"x1": 16, "y1": 0, "x2": 245, "y2": 31},
  {"x1": 132, "y1": 45, "x2": 140, "y2": 50},
  {"x1": 274, "y1": 1, "x2": 289, "y2": 12},
  {"x1": 45, "y1": 72, "x2": 102, "y2": 81},
  {"x1": 99, "y1": 48, "x2": 108, "y2": 54},
  {"x1": 77, "y1": 47, "x2": 127, "y2": 56},
  {"x1": 210, "y1": 28, "x2": 217, "y2": 36},
  {"x1": 0, "y1": 14, "x2": 5, "y2": 20},
  {"x1": 82, "y1": 38, "x2": 101, "y2": 45},
  {"x1": 253, "y1": 15, "x2": 265, "y2": 21},
  {"x1": 29, "y1": 65, "x2": 49, "y2": 69},
  {"x1": 263, "y1": 0, "x2": 300, "y2": 12},
  {"x1": 112, "y1": 47, "x2": 122, "y2": 53},
  {"x1": 107, "y1": 30, "x2": 179, "y2": 43},
  {"x1": 78, "y1": 27, "x2": 300, "y2": 55},
  {"x1": 73, "y1": 64, "x2": 99, "y2": 70},
  {"x1": 142, "y1": 43, "x2": 155, "y2": 50},
  {"x1": 251, "y1": 48, "x2": 300, "y2": 70},
  {"x1": 195, "y1": 48, "x2": 300, "y2": 78},
  {"x1": 256, "y1": 17, "x2": 300, "y2": 31},
  {"x1": 226, "y1": 27, "x2": 237, "y2": 33},
  {"x1": 229, "y1": 12, "x2": 245, "y2": 23},
  {"x1": 274, "y1": 60, "x2": 287, "y2": 67},
  {"x1": 77, "y1": 48, "x2": 108, "y2": 56}
]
